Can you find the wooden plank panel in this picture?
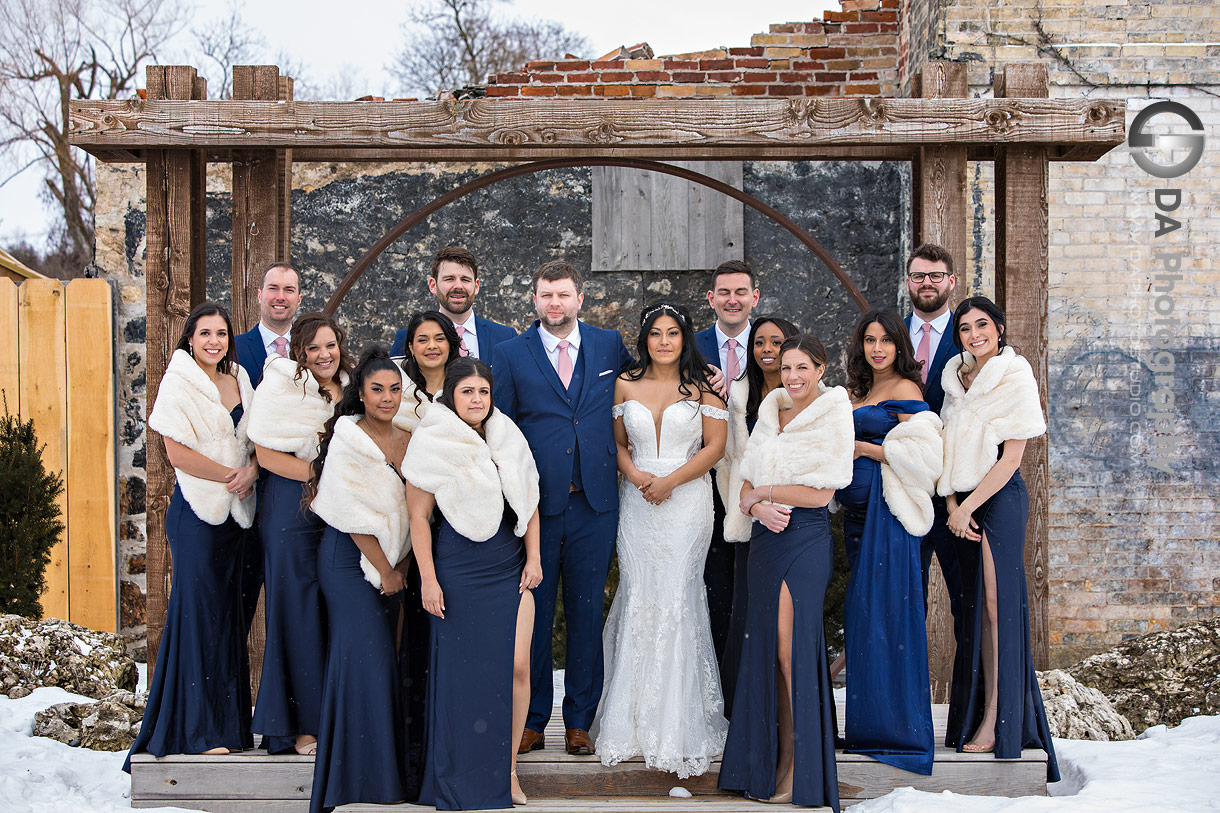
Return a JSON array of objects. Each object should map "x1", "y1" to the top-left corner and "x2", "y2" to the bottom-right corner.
[
  {"x1": 995, "y1": 65, "x2": 1051, "y2": 672},
  {"x1": 65, "y1": 279, "x2": 117, "y2": 631},
  {"x1": 684, "y1": 161, "x2": 743, "y2": 269},
  {"x1": 590, "y1": 166, "x2": 622, "y2": 272},
  {"x1": 68, "y1": 97, "x2": 1127, "y2": 154},
  {"x1": 0, "y1": 280, "x2": 18, "y2": 414},
  {"x1": 915, "y1": 61, "x2": 968, "y2": 705},
  {"x1": 18, "y1": 279, "x2": 69, "y2": 619},
  {"x1": 650, "y1": 164, "x2": 688, "y2": 270},
  {"x1": 620, "y1": 168, "x2": 652, "y2": 269}
]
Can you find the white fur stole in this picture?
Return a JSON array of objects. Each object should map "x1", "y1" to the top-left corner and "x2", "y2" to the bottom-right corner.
[
  {"x1": 147, "y1": 349, "x2": 256, "y2": 528},
  {"x1": 738, "y1": 385, "x2": 854, "y2": 503},
  {"x1": 880, "y1": 410, "x2": 944, "y2": 536},
  {"x1": 247, "y1": 355, "x2": 345, "y2": 461},
  {"x1": 715, "y1": 375, "x2": 753, "y2": 542},
  {"x1": 310, "y1": 415, "x2": 409, "y2": 588},
  {"x1": 393, "y1": 372, "x2": 430, "y2": 433},
  {"x1": 937, "y1": 346, "x2": 1046, "y2": 496},
  {"x1": 402, "y1": 403, "x2": 540, "y2": 542}
]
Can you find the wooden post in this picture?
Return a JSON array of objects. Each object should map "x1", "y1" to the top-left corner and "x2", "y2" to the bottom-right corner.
[
  {"x1": 144, "y1": 65, "x2": 208, "y2": 672},
  {"x1": 231, "y1": 65, "x2": 292, "y2": 699},
  {"x1": 994, "y1": 63, "x2": 1051, "y2": 670},
  {"x1": 915, "y1": 60, "x2": 968, "y2": 703}
]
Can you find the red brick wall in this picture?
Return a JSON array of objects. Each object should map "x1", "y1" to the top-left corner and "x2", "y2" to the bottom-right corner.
[{"x1": 485, "y1": 0, "x2": 900, "y2": 98}]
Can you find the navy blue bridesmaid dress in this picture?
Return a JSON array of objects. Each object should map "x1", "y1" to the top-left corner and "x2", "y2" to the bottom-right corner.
[
  {"x1": 718, "y1": 506, "x2": 840, "y2": 812},
  {"x1": 252, "y1": 470, "x2": 326, "y2": 754},
  {"x1": 419, "y1": 511, "x2": 524, "y2": 811},
  {"x1": 718, "y1": 413, "x2": 757, "y2": 721},
  {"x1": 946, "y1": 464, "x2": 1060, "y2": 782},
  {"x1": 124, "y1": 404, "x2": 253, "y2": 771},
  {"x1": 309, "y1": 526, "x2": 409, "y2": 813},
  {"x1": 835, "y1": 399, "x2": 934, "y2": 775}
]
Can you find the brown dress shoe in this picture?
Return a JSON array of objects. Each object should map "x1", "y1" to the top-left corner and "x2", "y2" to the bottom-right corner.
[
  {"x1": 517, "y1": 728, "x2": 545, "y2": 754},
  {"x1": 565, "y1": 728, "x2": 595, "y2": 755}
]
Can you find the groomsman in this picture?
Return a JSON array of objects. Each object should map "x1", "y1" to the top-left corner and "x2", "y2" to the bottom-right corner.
[
  {"x1": 234, "y1": 261, "x2": 303, "y2": 635},
  {"x1": 904, "y1": 243, "x2": 964, "y2": 644},
  {"x1": 235, "y1": 262, "x2": 303, "y2": 386},
  {"x1": 492, "y1": 261, "x2": 632, "y2": 756},
  {"x1": 390, "y1": 245, "x2": 516, "y2": 359},
  {"x1": 693, "y1": 260, "x2": 759, "y2": 668}
]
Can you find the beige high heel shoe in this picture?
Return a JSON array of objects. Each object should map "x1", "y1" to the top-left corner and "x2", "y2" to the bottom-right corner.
[{"x1": 510, "y1": 770, "x2": 528, "y2": 805}]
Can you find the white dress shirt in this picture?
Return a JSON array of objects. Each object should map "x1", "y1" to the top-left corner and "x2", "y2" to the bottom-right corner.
[
  {"x1": 538, "y1": 322, "x2": 582, "y2": 377},
  {"x1": 258, "y1": 322, "x2": 291, "y2": 357},
  {"x1": 908, "y1": 309, "x2": 952, "y2": 363},
  {"x1": 449, "y1": 311, "x2": 481, "y2": 359},
  {"x1": 714, "y1": 322, "x2": 750, "y2": 377}
]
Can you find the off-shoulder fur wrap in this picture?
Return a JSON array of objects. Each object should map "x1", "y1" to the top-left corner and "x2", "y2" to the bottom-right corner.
[
  {"x1": 247, "y1": 355, "x2": 347, "y2": 461},
  {"x1": 937, "y1": 346, "x2": 1046, "y2": 496},
  {"x1": 715, "y1": 375, "x2": 752, "y2": 541},
  {"x1": 310, "y1": 415, "x2": 409, "y2": 588},
  {"x1": 393, "y1": 373, "x2": 430, "y2": 433},
  {"x1": 737, "y1": 385, "x2": 855, "y2": 515},
  {"x1": 147, "y1": 349, "x2": 256, "y2": 528},
  {"x1": 880, "y1": 410, "x2": 944, "y2": 536},
  {"x1": 402, "y1": 403, "x2": 540, "y2": 542}
]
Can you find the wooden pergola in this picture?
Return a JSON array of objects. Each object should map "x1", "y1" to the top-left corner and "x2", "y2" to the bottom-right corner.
[{"x1": 70, "y1": 61, "x2": 1124, "y2": 699}]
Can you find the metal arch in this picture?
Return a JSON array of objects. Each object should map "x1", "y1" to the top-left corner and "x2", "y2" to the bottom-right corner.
[{"x1": 322, "y1": 157, "x2": 871, "y2": 315}]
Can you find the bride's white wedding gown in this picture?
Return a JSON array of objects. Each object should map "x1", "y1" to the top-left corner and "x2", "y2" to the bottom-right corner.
[{"x1": 591, "y1": 399, "x2": 729, "y2": 778}]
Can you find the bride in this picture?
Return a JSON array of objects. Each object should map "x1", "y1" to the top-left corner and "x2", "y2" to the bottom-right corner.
[{"x1": 591, "y1": 302, "x2": 729, "y2": 778}]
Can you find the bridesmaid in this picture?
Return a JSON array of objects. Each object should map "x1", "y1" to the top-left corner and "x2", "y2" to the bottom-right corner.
[
  {"x1": 124, "y1": 302, "x2": 258, "y2": 769},
  {"x1": 397, "y1": 310, "x2": 461, "y2": 429},
  {"x1": 835, "y1": 308, "x2": 942, "y2": 774},
  {"x1": 307, "y1": 348, "x2": 413, "y2": 813},
  {"x1": 716, "y1": 315, "x2": 798, "y2": 718},
  {"x1": 718, "y1": 335, "x2": 853, "y2": 810},
  {"x1": 406, "y1": 358, "x2": 542, "y2": 810},
  {"x1": 938, "y1": 297, "x2": 1059, "y2": 781},
  {"x1": 247, "y1": 312, "x2": 352, "y2": 755}
]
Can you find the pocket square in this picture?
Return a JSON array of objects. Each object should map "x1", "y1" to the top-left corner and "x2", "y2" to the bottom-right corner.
[{"x1": 598, "y1": 369, "x2": 615, "y2": 377}]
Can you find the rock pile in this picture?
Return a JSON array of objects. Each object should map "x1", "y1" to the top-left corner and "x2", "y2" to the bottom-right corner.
[
  {"x1": 1037, "y1": 669, "x2": 1135, "y2": 741},
  {"x1": 33, "y1": 690, "x2": 146, "y2": 751},
  {"x1": 0, "y1": 614, "x2": 138, "y2": 699}
]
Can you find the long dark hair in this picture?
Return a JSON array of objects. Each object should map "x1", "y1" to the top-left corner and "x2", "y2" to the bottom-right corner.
[
  {"x1": 306, "y1": 346, "x2": 401, "y2": 503},
  {"x1": 951, "y1": 296, "x2": 1013, "y2": 383},
  {"x1": 399, "y1": 310, "x2": 461, "y2": 412},
  {"x1": 435, "y1": 357, "x2": 496, "y2": 435},
  {"x1": 744, "y1": 316, "x2": 799, "y2": 423},
  {"x1": 845, "y1": 308, "x2": 923, "y2": 401},
  {"x1": 622, "y1": 302, "x2": 714, "y2": 402},
  {"x1": 176, "y1": 301, "x2": 238, "y2": 375},
  {"x1": 289, "y1": 312, "x2": 354, "y2": 402}
]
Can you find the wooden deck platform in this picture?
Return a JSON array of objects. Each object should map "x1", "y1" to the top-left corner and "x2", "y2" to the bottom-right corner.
[{"x1": 129, "y1": 705, "x2": 1048, "y2": 811}]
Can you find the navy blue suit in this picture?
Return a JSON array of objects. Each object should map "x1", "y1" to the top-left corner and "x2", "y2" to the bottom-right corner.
[
  {"x1": 491, "y1": 321, "x2": 631, "y2": 732},
  {"x1": 232, "y1": 326, "x2": 270, "y2": 636},
  {"x1": 693, "y1": 324, "x2": 737, "y2": 678},
  {"x1": 390, "y1": 314, "x2": 516, "y2": 360},
  {"x1": 906, "y1": 312, "x2": 963, "y2": 650}
]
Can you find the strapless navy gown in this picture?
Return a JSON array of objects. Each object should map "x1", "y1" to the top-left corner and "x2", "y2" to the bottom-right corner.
[
  {"x1": 835, "y1": 400, "x2": 934, "y2": 775},
  {"x1": 124, "y1": 404, "x2": 253, "y2": 771},
  {"x1": 718, "y1": 506, "x2": 839, "y2": 812},
  {"x1": 252, "y1": 471, "x2": 326, "y2": 754},
  {"x1": 419, "y1": 512, "x2": 524, "y2": 811},
  {"x1": 946, "y1": 466, "x2": 1060, "y2": 782},
  {"x1": 310, "y1": 526, "x2": 409, "y2": 813}
]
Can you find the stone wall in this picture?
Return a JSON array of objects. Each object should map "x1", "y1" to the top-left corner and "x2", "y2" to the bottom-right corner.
[
  {"x1": 901, "y1": 0, "x2": 1220, "y2": 665},
  {"x1": 95, "y1": 156, "x2": 908, "y2": 654}
]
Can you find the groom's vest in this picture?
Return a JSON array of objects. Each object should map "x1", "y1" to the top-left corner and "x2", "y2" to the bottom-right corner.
[{"x1": 565, "y1": 347, "x2": 587, "y2": 491}]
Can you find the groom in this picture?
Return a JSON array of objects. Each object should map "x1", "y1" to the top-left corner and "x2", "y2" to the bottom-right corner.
[{"x1": 491, "y1": 260, "x2": 632, "y2": 755}]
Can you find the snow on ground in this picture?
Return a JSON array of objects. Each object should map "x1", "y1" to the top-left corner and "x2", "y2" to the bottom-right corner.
[{"x1": 1, "y1": 665, "x2": 1216, "y2": 812}]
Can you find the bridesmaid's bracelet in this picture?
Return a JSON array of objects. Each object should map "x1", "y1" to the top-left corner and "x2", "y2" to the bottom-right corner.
[{"x1": 768, "y1": 485, "x2": 774, "y2": 504}]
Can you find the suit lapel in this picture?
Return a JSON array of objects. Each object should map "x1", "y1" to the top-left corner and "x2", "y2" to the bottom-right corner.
[
  {"x1": 572, "y1": 322, "x2": 598, "y2": 410},
  {"x1": 523, "y1": 326, "x2": 570, "y2": 403}
]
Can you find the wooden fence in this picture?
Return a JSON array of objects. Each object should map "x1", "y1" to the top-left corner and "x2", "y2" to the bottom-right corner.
[{"x1": 0, "y1": 278, "x2": 116, "y2": 632}]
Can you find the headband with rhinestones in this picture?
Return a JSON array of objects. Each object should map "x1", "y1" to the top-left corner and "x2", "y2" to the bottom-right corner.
[{"x1": 641, "y1": 303, "x2": 686, "y2": 327}]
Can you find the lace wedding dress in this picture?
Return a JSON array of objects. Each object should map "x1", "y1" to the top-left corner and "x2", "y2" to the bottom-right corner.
[{"x1": 591, "y1": 399, "x2": 729, "y2": 778}]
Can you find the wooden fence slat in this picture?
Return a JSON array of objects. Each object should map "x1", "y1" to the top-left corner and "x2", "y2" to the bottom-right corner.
[
  {"x1": 0, "y1": 281, "x2": 18, "y2": 414},
  {"x1": 19, "y1": 279, "x2": 69, "y2": 620},
  {"x1": 65, "y1": 279, "x2": 117, "y2": 632}
]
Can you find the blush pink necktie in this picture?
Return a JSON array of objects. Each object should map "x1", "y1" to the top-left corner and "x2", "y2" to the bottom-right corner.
[
  {"x1": 725, "y1": 338, "x2": 741, "y2": 385},
  {"x1": 916, "y1": 322, "x2": 932, "y2": 384},
  {"x1": 454, "y1": 324, "x2": 470, "y2": 357},
  {"x1": 273, "y1": 336, "x2": 288, "y2": 358},
  {"x1": 557, "y1": 340, "x2": 573, "y2": 388}
]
